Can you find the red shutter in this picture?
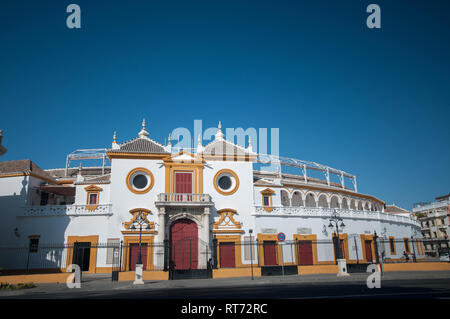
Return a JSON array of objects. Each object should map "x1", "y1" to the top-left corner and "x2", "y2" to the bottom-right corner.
[
  {"x1": 220, "y1": 242, "x2": 236, "y2": 268},
  {"x1": 263, "y1": 241, "x2": 277, "y2": 266},
  {"x1": 298, "y1": 241, "x2": 314, "y2": 265},
  {"x1": 365, "y1": 240, "x2": 373, "y2": 262},
  {"x1": 129, "y1": 243, "x2": 148, "y2": 270}
]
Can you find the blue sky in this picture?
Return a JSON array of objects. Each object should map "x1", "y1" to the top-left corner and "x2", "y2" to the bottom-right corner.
[{"x1": 0, "y1": 0, "x2": 449, "y2": 209}]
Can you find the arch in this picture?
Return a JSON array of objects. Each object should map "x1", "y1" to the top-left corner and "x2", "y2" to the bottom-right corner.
[
  {"x1": 291, "y1": 191, "x2": 304, "y2": 207},
  {"x1": 350, "y1": 199, "x2": 356, "y2": 210},
  {"x1": 330, "y1": 196, "x2": 340, "y2": 209},
  {"x1": 305, "y1": 193, "x2": 316, "y2": 207},
  {"x1": 318, "y1": 194, "x2": 328, "y2": 208},
  {"x1": 364, "y1": 202, "x2": 370, "y2": 211},
  {"x1": 357, "y1": 201, "x2": 363, "y2": 210},
  {"x1": 280, "y1": 190, "x2": 290, "y2": 207},
  {"x1": 341, "y1": 197, "x2": 349, "y2": 209}
]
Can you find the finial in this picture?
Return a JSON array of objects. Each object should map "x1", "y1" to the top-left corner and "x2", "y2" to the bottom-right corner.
[
  {"x1": 196, "y1": 134, "x2": 204, "y2": 154},
  {"x1": 215, "y1": 121, "x2": 224, "y2": 141},
  {"x1": 168, "y1": 134, "x2": 172, "y2": 146},
  {"x1": 113, "y1": 131, "x2": 117, "y2": 143},
  {"x1": 247, "y1": 135, "x2": 253, "y2": 152},
  {"x1": 138, "y1": 118, "x2": 149, "y2": 138}
]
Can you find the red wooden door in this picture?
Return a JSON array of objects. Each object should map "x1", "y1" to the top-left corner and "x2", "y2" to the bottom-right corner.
[
  {"x1": 175, "y1": 172, "x2": 192, "y2": 201},
  {"x1": 263, "y1": 241, "x2": 277, "y2": 266},
  {"x1": 364, "y1": 240, "x2": 373, "y2": 262},
  {"x1": 220, "y1": 242, "x2": 236, "y2": 268},
  {"x1": 129, "y1": 243, "x2": 148, "y2": 271},
  {"x1": 170, "y1": 219, "x2": 198, "y2": 270},
  {"x1": 298, "y1": 241, "x2": 314, "y2": 265}
]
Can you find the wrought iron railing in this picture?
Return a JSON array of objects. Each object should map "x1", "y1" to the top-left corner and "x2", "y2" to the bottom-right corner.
[{"x1": 253, "y1": 206, "x2": 420, "y2": 226}]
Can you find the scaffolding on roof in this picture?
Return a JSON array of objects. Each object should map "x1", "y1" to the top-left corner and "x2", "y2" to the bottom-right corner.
[
  {"x1": 65, "y1": 149, "x2": 108, "y2": 176},
  {"x1": 256, "y1": 153, "x2": 357, "y2": 192},
  {"x1": 63, "y1": 148, "x2": 357, "y2": 191}
]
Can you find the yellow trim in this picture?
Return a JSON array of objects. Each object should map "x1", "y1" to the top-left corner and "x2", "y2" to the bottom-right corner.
[
  {"x1": 107, "y1": 152, "x2": 168, "y2": 160},
  {"x1": 388, "y1": 236, "x2": 396, "y2": 255},
  {"x1": 200, "y1": 154, "x2": 258, "y2": 162},
  {"x1": 122, "y1": 235, "x2": 155, "y2": 271},
  {"x1": 125, "y1": 167, "x2": 154, "y2": 194},
  {"x1": 123, "y1": 208, "x2": 155, "y2": 230},
  {"x1": 121, "y1": 230, "x2": 158, "y2": 235},
  {"x1": 213, "y1": 169, "x2": 240, "y2": 196},
  {"x1": 260, "y1": 188, "x2": 275, "y2": 212},
  {"x1": 213, "y1": 208, "x2": 242, "y2": 230},
  {"x1": 215, "y1": 235, "x2": 243, "y2": 268},
  {"x1": 360, "y1": 234, "x2": 376, "y2": 262},
  {"x1": 403, "y1": 237, "x2": 411, "y2": 253},
  {"x1": 211, "y1": 229, "x2": 245, "y2": 234},
  {"x1": 66, "y1": 235, "x2": 99, "y2": 274},
  {"x1": 257, "y1": 234, "x2": 282, "y2": 266},
  {"x1": 164, "y1": 160, "x2": 204, "y2": 194},
  {"x1": 85, "y1": 185, "x2": 102, "y2": 210},
  {"x1": 293, "y1": 234, "x2": 318, "y2": 265}
]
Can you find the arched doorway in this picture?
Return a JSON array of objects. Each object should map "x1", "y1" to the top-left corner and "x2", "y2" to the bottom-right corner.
[{"x1": 170, "y1": 218, "x2": 198, "y2": 270}]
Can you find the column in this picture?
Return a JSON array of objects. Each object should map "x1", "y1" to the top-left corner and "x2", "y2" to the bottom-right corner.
[
  {"x1": 201, "y1": 207, "x2": 211, "y2": 268},
  {"x1": 156, "y1": 207, "x2": 166, "y2": 270}
]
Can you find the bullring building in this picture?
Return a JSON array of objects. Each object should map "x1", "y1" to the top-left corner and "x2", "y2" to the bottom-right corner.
[{"x1": 0, "y1": 121, "x2": 423, "y2": 278}]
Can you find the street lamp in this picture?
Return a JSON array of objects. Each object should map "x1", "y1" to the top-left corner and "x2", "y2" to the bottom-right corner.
[
  {"x1": 328, "y1": 210, "x2": 345, "y2": 261},
  {"x1": 249, "y1": 229, "x2": 254, "y2": 280},
  {"x1": 130, "y1": 212, "x2": 149, "y2": 267},
  {"x1": 411, "y1": 235, "x2": 417, "y2": 263}
]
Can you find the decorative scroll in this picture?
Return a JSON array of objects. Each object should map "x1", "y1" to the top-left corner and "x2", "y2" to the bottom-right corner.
[{"x1": 124, "y1": 208, "x2": 155, "y2": 230}]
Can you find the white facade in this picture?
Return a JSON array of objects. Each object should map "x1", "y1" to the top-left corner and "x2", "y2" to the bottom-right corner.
[{"x1": 0, "y1": 122, "x2": 424, "y2": 273}]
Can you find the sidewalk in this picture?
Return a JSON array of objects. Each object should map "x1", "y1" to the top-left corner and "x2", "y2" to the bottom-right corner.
[{"x1": 1, "y1": 270, "x2": 450, "y2": 298}]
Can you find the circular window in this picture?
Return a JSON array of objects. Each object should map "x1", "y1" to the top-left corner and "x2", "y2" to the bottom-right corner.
[
  {"x1": 132, "y1": 174, "x2": 148, "y2": 189},
  {"x1": 213, "y1": 169, "x2": 239, "y2": 195},
  {"x1": 126, "y1": 168, "x2": 154, "y2": 194},
  {"x1": 218, "y1": 175, "x2": 232, "y2": 190}
]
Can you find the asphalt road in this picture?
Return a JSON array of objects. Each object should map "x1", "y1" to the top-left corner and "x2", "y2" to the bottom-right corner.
[{"x1": 1, "y1": 271, "x2": 450, "y2": 300}]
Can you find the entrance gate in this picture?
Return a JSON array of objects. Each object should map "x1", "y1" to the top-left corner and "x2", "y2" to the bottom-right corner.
[{"x1": 168, "y1": 218, "x2": 211, "y2": 279}]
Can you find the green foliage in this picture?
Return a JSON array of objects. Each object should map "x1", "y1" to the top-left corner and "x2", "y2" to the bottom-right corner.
[{"x1": 0, "y1": 282, "x2": 36, "y2": 290}]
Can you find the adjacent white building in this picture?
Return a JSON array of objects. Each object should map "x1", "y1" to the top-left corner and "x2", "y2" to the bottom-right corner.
[{"x1": 413, "y1": 194, "x2": 450, "y2": 257}]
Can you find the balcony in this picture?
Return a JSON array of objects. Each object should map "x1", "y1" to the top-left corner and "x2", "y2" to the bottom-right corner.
[
  {"x1": 155, "y1": 193, "x2": 213, "y2": 207},
  {"x1": 253, "y1": 206, "x2": 420, "y2": 227},
  {"x1": 21, "y1": 204, "x2": 113, "y2": 217}
]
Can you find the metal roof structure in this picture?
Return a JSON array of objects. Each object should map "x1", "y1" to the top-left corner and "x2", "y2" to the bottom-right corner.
[
  {"x1": 65, "y1": 149, "x2": 109, "y2": 176},
  {"x1": 63, "y1": 148, "x2": 357, "y2": 191}
]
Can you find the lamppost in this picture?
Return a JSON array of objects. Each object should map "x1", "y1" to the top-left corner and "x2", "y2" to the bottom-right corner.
[
  {"x1": 411, "y1": 235, "x2": 417, "y2": 263},
  {"x1": 328, "y1": 210, "x2": 349, "y2": 277},
  {"x1": 328, "y1": 210, "x2": 346, "y2": 262},
  {"x1": 130, "y1": 212, "x2": 148, "y2": 284},
  {"x1": 249, "y1": 229, "x2": 254, "y2": 280}
]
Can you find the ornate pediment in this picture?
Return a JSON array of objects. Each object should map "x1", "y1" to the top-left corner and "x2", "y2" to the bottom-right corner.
[
  {"x1": 123, "y1": 208, "x2": 155, "y2": 231},
  {"x1": 212, "y1": 209, "x2": 244, "y2": 234}
]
